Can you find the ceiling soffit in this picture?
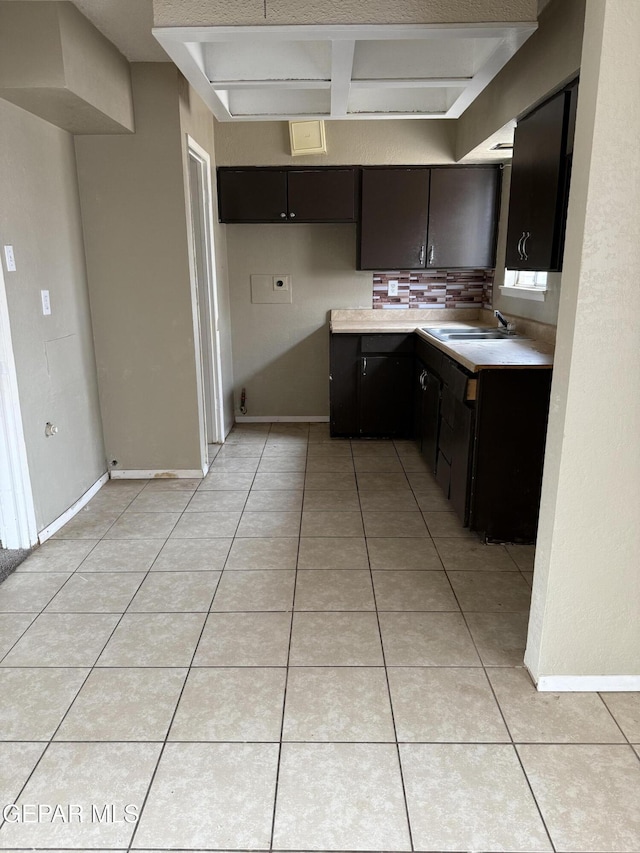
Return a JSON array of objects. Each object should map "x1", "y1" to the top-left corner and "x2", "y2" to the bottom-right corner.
[{"x1": 153, "y1": 23, "x2": 537, "y2": 121}]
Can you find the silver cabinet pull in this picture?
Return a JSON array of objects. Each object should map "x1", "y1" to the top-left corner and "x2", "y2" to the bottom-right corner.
[
  {"x1": 362, "y1": 357, "x2": 367, "y2": 376},
  {"x1": 517, "y1": 233, "x2": 524, "y2": 260},
  {"x1": 280, "y1": 212, "x2": 287, "y2": 218},
  {"x1": 522, "y1": 231, "x2": 531, "y2": 261},
  {"x1": 419, "y1": 245, "x2": 425, "y2": 265},
  {"x1": 289, "y1": 212, "x2": 296, "y2": 218},
  {"x1": 428, "y1": 245, "x2": 435, "y2": 266}
]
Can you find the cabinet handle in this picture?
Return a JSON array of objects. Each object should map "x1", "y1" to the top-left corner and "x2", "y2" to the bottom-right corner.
[
  {"x1": 421, "y1": 370, "x2": 427, "y2": 391},
  {"x1": 280, "y1": 212, "x2": 287, "y2": 219},
  {"x1": 522, "y1": 231, "x2": 531, "y2": 261},
  {"x1": 419, "y1": 245, "x2": 425, "y2": 265},
  {"x1": 428, "y1": 245, "x2": 435, "y2": 266},
  {"x1": 362, "y1": 357, "x2": 367, "y2": 376},
  {"x1": 517, "y1": 233, "x2": 525, "y2": 260},
  {"x1": 289, "y1": 212, "x2": 296, "y2": 218}
]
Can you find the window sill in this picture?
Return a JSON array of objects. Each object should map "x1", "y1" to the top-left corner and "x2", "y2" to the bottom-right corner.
[{"x1": 499, "y1": 284, "x2": 546, "y2": 302}]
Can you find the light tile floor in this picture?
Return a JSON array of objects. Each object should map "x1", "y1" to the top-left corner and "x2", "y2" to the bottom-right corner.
[{"x1": 0, "y1": 422, "x2": 639, "y2": 851}]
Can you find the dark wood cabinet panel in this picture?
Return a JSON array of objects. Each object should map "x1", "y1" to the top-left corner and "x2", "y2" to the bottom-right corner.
[
  {"x1": 427, "y1": 168, "x2": 500, "y2": 269},
  {"x1": 417, "y1": 365, "x2": 440, "y2": 472},
  {"x1": 506, "y1": 85, "x2": 577, "y2": 271},
  {"x1": 471, "y1": 369, "x2": 552, "y2": 542},
  {"x1": 218, "y1": 168, "x2": 356, "y2": 223},
  {"x1": 414, "y1": 335, "x2": 550, "y2": 542},
  {"x1": 359, "y1": 168, "x2": 430, "y2": 270},
  {"x1": 217, "y1": 169, "x2": 288, "y2": 222},
  {"x1": 330, "y1": 333, "x2": 414, "y2": 438},
  {"x1": 360, "y1": 355, "x2": 414, "y2": 437},
  {"x1": 287, "y1": 169, "x2": 355, "y2": 222},
  {"x1": 329, "y1": 334, "x2": 360, "y2": 437}
]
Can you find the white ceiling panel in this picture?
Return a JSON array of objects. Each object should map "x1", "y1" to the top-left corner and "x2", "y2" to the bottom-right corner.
[
  {"x1": 227, "y1": 87, "x2": 331, "y2": 117},
  {"x1": 348, "y1": 86, "x2": 465, "y2": 116},
  {"x1": 203, "y1": 39, "x2": 330, "y2": 82}
]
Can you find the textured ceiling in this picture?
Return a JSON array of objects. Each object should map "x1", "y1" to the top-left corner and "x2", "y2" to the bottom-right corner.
[{"x1": 71, "y1": 0, "x2": 168, "y2": 61}]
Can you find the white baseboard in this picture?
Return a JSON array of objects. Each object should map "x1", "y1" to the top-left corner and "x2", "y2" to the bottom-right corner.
[
  {"x1": 536, "y1": 674, "x2": 640, "y2": 692},
  {"x1": 235, "y1": 415, "x2": 330, "y2": 423},
  {"x1": 38, "y1": 472, "x2": 109, "y2": 543},
  {"x1": 110, "y1": 469, "x2": 205, "y2": 480}
]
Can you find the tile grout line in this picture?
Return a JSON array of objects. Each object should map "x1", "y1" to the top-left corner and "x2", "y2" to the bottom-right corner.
[
  {"x1": 360, "y1": 438, "x2": 415, "y2": 853},
  {"x1": 268, "y1": 422, "x2": 308, "y2": 852}
]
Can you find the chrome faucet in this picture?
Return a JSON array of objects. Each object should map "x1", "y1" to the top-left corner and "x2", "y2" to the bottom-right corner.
[{"x1": 494, "y1": 310, "x2": 516, "y2": 333}]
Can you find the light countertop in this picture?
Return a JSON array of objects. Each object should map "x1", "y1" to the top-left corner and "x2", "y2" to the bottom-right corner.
[{"x1": 330, "y1": 309, "x2": 554, "y2": 372}]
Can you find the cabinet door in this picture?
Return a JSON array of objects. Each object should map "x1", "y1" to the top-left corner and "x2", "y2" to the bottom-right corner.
[
  {"x1": 330, "y1": 334, "x2": 360, "y2": 437},
  {"x1": 287, "y1": 170, "x2": 356, "y2": 222},
  {"x1": 420, "y1": 368, "x2": 441, "y2": 472},
  {"x1": 360, "y1": 355, "x2": 414, "y2": 437},
  {"x1": 505, "y1": 90, "x2": 570, "y2": 270},
  {"x1": 218, "y1": 170, "x2": 288, "y2": 222},
  {"x1": 449, "y1": 399, "x2": 473, "y2": 524},
  {"x1": 359, "y1": 168, "x2": 430, "y2": 270},
  {"x1": 427, "y1": 168, "x2": 500, "y2": 269}
]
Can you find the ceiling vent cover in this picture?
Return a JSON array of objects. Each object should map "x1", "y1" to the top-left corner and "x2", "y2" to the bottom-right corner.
[{"x1": 289, "y1": 120, "x2": 327, "y2": 156}]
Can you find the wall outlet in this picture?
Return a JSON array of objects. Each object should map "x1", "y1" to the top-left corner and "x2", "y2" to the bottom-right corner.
[
  {"x1": 273, "y1": 275, "x2": 291, "y2": 292},
  {"x1": 3, "y1": 245, "x2": 16, "y2": 272},
  {"x1": 388, "y1": 279, "x2": 399, "y2": 297},
  {"x1": 250, "y1": 274, "x2": 292, "y2": 304}
]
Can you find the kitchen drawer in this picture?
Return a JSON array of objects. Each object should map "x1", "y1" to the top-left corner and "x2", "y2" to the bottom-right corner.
[
  {"x1": 415, "y1": 336, "x2": 444, "y2": 373},
  {"x1": 439, "y1": 419, "x2": 454, "y2": 463},
  {"x1": 441, "y1": 387, "x2": 456, "y2": 428},
  {"x1": 361, "y1": 334, "x2": 414, "y2": 354},
  {"x1": 436, "y1": 452, "x2": 451, "y2": 497},
  {"x1": 440, "y1": 357, "x2": 471, "y2": 399}
]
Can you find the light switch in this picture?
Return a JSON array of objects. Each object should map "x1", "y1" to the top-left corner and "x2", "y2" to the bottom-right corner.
[
  {"x1": 3, "y1": 245, "x2": 16, "y2": 272},
  {"x1": 388, "y1": 279, "x2": 399, "y2": 297},
  {"x1": 41, "y1": 290, "x2": 51, "y2": 315}
]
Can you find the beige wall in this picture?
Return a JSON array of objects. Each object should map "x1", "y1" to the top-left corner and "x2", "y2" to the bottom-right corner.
[
  {"x1": 215, "y1": 119, "x2": 455, "y2": 167},
  {"x1": 154, "y1": 0, "x2": 536, "y2": 26},
  {"x1": 525, "y1": 0, "x2": 640, "y2": 682},
  {"x1": 0, "y1": 98, "x2": 106, "y2": 530},
  {"x1": 227, "y1": 224, "x2": 371, "y2": 417},
  {"x1": 76, "y1": 63, "x2": 203, "y2": 472},
  {"x1": 178, "y1": 78, "x2": 235, "y2": 436}
]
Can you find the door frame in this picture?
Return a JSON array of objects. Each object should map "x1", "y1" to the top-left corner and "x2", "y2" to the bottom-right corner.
[
  {"x1": 0, "y1": 259, "x2": 37, "y2": 549},
  {"x1": 185, "y1": 135, "x2": 225, "y2": 470}
]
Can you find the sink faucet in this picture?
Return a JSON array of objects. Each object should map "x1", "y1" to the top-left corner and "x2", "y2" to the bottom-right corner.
[{"x1": 494, "y1": 310, "x2": 516, "y2": 333}]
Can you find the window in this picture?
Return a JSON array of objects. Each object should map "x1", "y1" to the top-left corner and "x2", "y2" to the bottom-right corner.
[{"x1": 500, "y1": 268, "x2": 548, "y2": 301}]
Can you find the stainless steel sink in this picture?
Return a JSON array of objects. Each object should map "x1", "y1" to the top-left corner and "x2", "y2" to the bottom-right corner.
[
  {"x1": 447, "y1": 331, "x2": 518, "y2": 341},
  {"x1": 423, "y1": 327, "x2": 519, "y2": 342}
]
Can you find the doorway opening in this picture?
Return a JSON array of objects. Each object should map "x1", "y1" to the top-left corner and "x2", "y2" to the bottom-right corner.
[
  {"x1": 0, "y1": 258, "x2": 37, "y2": 551},
  {"x1": 186, "y1": 136, "x2": 225, "y2": 471}
]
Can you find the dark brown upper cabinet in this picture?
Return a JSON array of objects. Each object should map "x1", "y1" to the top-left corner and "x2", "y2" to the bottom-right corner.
[
  {"x1": 358, "y1": 168, "x2": 431, "y2": 270},
  {"x1": 217, "y1": 168, "x2": 356, "y2": 223},
  {"x1": 505, "y1": 82, "x2": 578, "y2": 271},
  {"x1": 427, "y1": 168, "x2": 500, "y2": 269},
  {"x1": 358, "y1": 166, "x2": 500, "y2": 271}
]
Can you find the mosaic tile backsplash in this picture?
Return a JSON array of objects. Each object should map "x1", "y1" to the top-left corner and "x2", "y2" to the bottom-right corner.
[{"x1": 372, "y1": 269, "x2": 494, "y2": 310}]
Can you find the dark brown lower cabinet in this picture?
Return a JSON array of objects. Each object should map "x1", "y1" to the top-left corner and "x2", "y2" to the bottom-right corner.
[
  {"x1": 331, "y1": 331, "x2": 551, "y2": 541},
  {"x1": 415, "y1": 336, "x2": 551, "y2": 542},
  {"x1": 330, "y1": 333, "x2": 414, "y2": 438}
]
